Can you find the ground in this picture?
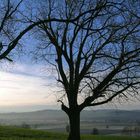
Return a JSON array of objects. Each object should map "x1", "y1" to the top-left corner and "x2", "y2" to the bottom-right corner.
[{"x1": 0, "y1": 125, "x2": 139, "y2": 140}]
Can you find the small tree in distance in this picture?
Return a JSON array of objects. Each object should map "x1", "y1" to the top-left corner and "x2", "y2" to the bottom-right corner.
[{"x1": 92, "y1": 128, "x2": 99, "y2": 135}]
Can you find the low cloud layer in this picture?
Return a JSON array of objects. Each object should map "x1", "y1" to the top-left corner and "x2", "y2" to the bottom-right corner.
[
  {"x1": 0, "y1": 62, "x2": 140, "y2": 112},
  {"x1": 0, "y1": 63, "x2": 59, "y2": 112}
]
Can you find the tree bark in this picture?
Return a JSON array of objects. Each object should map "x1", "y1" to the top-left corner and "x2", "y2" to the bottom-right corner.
[{"x1": 68, "y1": 109, "x2": 81, "y2": 140}]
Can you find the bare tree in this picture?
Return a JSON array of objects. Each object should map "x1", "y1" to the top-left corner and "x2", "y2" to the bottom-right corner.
[
  {"x1": 0, "y1": 0, "x2": 72, "y2": 61},
  {"x1": 0, "y1": 0, "x2": 24, "y2": 61},
  {"x1": 29, "y1": 0, "x2": 140, "y2": 140},
  {"x1": 1, "y1": 0, "x2": 140, "y2": 140}
]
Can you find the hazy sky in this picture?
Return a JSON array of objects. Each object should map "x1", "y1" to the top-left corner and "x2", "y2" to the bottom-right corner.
[
  {"x1": 0, "y1": 62, "x2": 62, "y2": 112},
  {"x1": 0, "y1": 61, "x2": 140, "y2": 113}
]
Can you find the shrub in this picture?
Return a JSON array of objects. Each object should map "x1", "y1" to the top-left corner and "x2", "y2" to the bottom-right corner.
[{"x1": 92, "y1": 128, "x2": 99, "y2": 135}]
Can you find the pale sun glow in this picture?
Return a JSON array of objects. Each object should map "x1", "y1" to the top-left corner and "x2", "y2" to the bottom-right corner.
[{"x1": 0, "y1": 64, "x2": 57, "y2": 108}]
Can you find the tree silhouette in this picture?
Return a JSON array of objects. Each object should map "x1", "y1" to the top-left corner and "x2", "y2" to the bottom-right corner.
[
  {"x1": 92, "y1": 128, "x2": 99, "y2": 135},
  {"x1": 0, "y1": 0, "x2": 23, "y2": 61},
  {"x1": 0, "y1": 0, "x2": 73, "y2": 61},
  {"x1": 31, "y1": 1, "x2": 140, "y2": 140},
  {"x1": 1, "y1": 1, "x2": 140, "y2": 140}
]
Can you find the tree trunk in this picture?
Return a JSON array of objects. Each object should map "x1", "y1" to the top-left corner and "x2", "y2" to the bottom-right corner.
[{"x1": 68, "y1": 109, "x2": 80, "y2": 140}]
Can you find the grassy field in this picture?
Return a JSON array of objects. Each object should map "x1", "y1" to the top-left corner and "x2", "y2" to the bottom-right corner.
[{"x1": 0, "y1": 125, "x2": 139, "y2": 140}]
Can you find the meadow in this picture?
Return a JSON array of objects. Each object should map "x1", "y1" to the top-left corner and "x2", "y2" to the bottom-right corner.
[{"x1": 0, "y1": 126, "x2": 139, "y2": 140}]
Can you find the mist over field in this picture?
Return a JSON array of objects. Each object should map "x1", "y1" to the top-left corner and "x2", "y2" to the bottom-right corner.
[{"x1": 0, "y1": 109, "x2": 140, "y2": 135}]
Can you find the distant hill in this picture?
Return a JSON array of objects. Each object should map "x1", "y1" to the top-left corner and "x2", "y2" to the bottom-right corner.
[
  {"x1": 81, "y1": 110, "x2": 140, "y2": 123},
  {"x1": 0, "y1": 109, "x2": 140, "y2": 126}
]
